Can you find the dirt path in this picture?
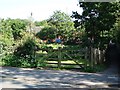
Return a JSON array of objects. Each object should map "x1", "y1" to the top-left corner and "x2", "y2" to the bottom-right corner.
[{"x1": 0, "y1": 66, "x2": 119, "y2": 89}]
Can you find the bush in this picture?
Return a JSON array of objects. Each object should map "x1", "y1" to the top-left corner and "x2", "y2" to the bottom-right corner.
[
  {"x1": 2, "y1": 54, "x2": 35, "y2": 68},
  {"x1": 0, "y1": 34, "x2": 14, "y2": 51},
  {"x1": 0, "y1": 34, "x2": 14, "y2": 65},
  {"x1": 2, "y1": 54, "x2": 20, "y2": 67},
  {"x1": 13, "y1": 37, "x2": 37, "y2": 67},
  {"x1": 36, "y1": 27, "x2": 57, "y2": 40},
  {"x1": 0, "y1": 32, "x2": 47, "y2": 68},
  {"x1": 14, "y1": 38, "x2": 34, "y2": 57}
]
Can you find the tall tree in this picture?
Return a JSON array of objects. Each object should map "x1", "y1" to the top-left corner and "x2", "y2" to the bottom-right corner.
[
  {"x1": 48, "y1": 10, "x2": 75, "y2": 40},
  {"x1": 72, "y1": 2, "x2": 120, "y2": 48}
]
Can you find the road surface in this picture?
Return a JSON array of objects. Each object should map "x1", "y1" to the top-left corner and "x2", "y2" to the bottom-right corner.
[{"x1": 0, "y1": 66, "x2": 119, "y2": 89}]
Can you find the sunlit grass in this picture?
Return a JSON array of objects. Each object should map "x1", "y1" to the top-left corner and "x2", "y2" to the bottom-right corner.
[{"x1": 47, "y1": 60, "x2": 76, "y2": 64}]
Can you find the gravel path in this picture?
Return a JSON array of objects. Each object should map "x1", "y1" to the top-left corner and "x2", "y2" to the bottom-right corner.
[{"x1": 0, "y1": 66, "x2": 119, "y2": 89}]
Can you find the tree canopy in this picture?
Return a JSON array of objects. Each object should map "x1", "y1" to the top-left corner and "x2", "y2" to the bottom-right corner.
[
  {"x1": 36, "y1": 27, "x2": 57, "y2": 40},
  {"x1": 72, "y1": 2, "x2": 120, "y2": 48},
  {"x1": 0, "y1": 18, "x2": 29, "y2": 40},
  {"x1": 48, "y1": 11, "x2": 75, "y2": 40},
  {"x1": 34, "y1": 20, "x2": 48, "y2": 27}
]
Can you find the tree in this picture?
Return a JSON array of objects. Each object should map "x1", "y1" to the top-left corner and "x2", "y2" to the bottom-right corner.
[
  {"x1": 0, "y1": 18, "x2": 29, "y2": 40},
  {"x1": 10, "y1": 19, "x2": 28, "y2": 40},
  {"x1": 34, "y1": 20, "x2": 48, "y2": 27},
  {"x1": 113, "y1": 17, "x2": 120, "y2": 45},
  {"x1": 0, "y1": 18, "x2": 13, "y2": 38},
  {"x1": 48, "y1": 10, "x2": 75, "y2": 41},
  {"x1": 36, "y1": 27, "x2": 57, "y2": 40},
  {"x1": 72, "y1": 2, "x2": 120, "y2": 49},
  {"x1": 0, "y1": 19, "x2": 14, "y2": 52}
]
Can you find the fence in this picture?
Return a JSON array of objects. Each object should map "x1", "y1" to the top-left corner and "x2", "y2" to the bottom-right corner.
[
  {"x1": 0, "y1": 43, "x2": 105, "y2": 69},
  {"x1": 39, "y1": 46, "x2": 105, "y2": 69}
]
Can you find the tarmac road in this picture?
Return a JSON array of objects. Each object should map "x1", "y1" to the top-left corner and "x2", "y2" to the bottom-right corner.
[{"x1": 0, "y1": 66, "x2": 119, "y2": 89}]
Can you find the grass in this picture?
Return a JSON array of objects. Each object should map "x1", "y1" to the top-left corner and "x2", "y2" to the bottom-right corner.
[
  {"x1": 81, "y1": 64, "x2": 107, "y2": 73},
  {"x1": 47, "y1": 60, "x2": 76, "y2": 64}
]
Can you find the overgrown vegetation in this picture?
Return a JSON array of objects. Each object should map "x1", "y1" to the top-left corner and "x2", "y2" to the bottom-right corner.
[{"x1": 0, "y1": 1, "x2": 120, "y2": 73}]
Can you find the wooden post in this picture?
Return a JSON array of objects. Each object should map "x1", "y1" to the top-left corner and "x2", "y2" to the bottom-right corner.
[
  {"x1": 88, "y1": 46, "x2": 91, "y2": 67},
  {"x1": 85, "y1": 47, "x2": 88, "y2": 69},
  {"x1": 100, "y1": 50, "x2": 105, "y2": 64},
  {"x1": 96, "y1": 48, "x2": 100, "y2": 64},
  {"x1": 90, "y1": 47, "x2": 94, "y2": 68},
  {"x1": 58, "y1": 47, "x2": 61, "y2": 68}
]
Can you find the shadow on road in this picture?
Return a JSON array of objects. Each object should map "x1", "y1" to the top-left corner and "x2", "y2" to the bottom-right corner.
[{"x1": 1, "y1": 66, "x2": 119, "y2": 89}]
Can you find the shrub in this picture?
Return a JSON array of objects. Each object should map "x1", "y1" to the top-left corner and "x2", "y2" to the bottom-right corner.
[
  {"x1": 2, "y1": 54, "x2": 20, "y2": 67},
  {"x1": 14, "y1": 37, "x2": 37, "y2": 67},
  {"x1": 14, "y1": 38, "x2": 34, "y2": 57},
  {"x1": 2, "y1": 54, "x2": 36, "y2": 68},
  {"x1": 36, "y1": 27, "x2": 57, "y2": 40}
]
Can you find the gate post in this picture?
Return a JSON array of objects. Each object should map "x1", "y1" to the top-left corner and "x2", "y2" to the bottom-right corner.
[
  {"x1": 89, "y1": 46, "x2": 94, "y2": 68},
  {"x1": 58, "y1": 47, "x2": 61, "y2": 68},
  {"x1": 85, "y1": 47, "x2": 88, "y2": 69}
]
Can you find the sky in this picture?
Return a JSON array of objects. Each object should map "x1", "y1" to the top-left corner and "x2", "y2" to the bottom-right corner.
[{"x1": 0, "y1": 0, "x2": 83, "y2": 21}]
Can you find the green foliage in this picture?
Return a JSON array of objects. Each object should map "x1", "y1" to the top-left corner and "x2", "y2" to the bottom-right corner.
[
  {"x1": 113, "y1": 20, "x2": 120, "y2": 45},
  {"x1": 0, "y1": 18, "x2": 28, "y2": 41},
  {"x1": 0, "y1": 32, "x2": 14, "y2": 60},
  {"x1": 0, "y1": 19, "x2": 13, "y2": 39},
  {"x1": 0, "y1": 19, "x2": 14, "y2": 64},
  {"x1": 35, "y1": 20, "x2": 48, "y2": 27},
  {"x1": 0, "y1": 35, "x2": 13, "y2": 50},
  {"x1": 2, "y1": 54, "x2": 34, "y2": 68},
  {"x1": 72, "y1": 2, "x2": 120, "y2": 48},
  {"x1": 2, "y1": 54, "x2": 21, "y2": 67},
  {"x1": 36, "y1": 27, "x2": 57, "y2": 40},
  {"x1": 10, "y1": 19, "x2": 28, "y2": 40},
  {"x1": 1, "y1": 36, "x2": 46, "y2": 68},
  {"x1": 66, "y1": 27, "x2": 86, "y2": 45},
  {"x1": 14, "y1": 37, "x2": 36, "y2": 59},
  {"x1": 35, "y1": 55, "x2": 47, "y2": 67},
  {"x1": 48, "y1": 10, "x2": 75, "y2": 40}
]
